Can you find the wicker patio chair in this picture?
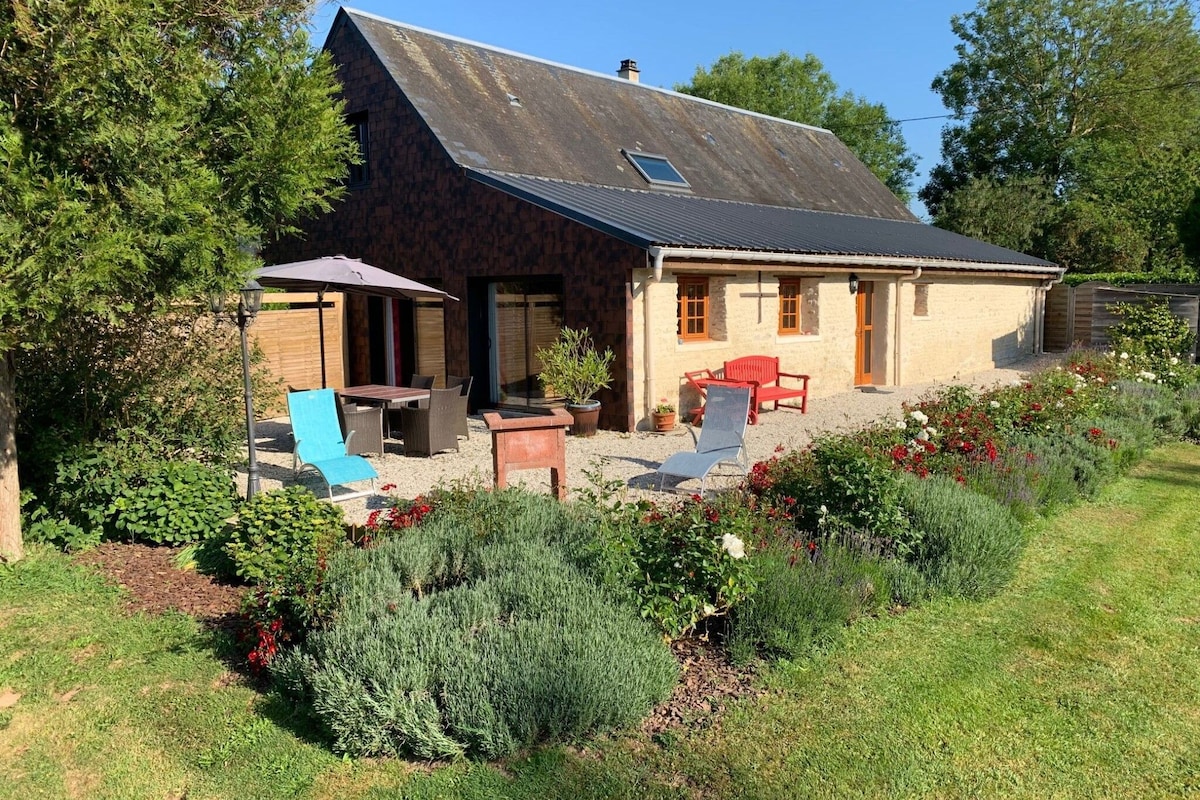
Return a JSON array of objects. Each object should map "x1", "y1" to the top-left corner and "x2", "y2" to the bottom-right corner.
[
  {"x1": 334, "y1": 395, "x2": 385, "y2": 456},
  {"x1": 387, "y1": 374, "x2": 438, "y2": 434},
  {"x1": 400, "y1": 386, "x2": 465, "y2": 457},
  {"x1": 446, "y1": 374, "x2": 473, "y2": 439}
]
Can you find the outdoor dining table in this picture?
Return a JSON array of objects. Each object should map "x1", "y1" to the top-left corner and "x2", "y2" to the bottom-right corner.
[{"x1": 339, "y1": 384, "x2": 432, "y2": 438}]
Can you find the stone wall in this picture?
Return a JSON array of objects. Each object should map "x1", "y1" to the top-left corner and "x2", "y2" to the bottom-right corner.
[
  {"x1": 631, "y1": 267, "x2": 1040, "y2": 429},
  {"x1": 898, "y1": 277, "x2": 1038, "y2": 384}
]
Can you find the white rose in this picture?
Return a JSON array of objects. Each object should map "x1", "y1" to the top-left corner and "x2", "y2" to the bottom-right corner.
[
  {"x1": 989, "y1": 400, "x2": 1001, "y2": 409},
  {"x1": 721, "y1": 533, "x2": 746, "y2": 559},
  {"x1": 896, "y1": 420, "x2": 907, "y2": 430}
]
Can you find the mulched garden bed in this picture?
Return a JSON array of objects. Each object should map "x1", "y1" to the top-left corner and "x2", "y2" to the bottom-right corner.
[
  {"x1": 72, "y1": 541, "x2": 759, "y2": 735},
  {"x1": 74, "y1": 542, "x2": 246, "y2": 620}
]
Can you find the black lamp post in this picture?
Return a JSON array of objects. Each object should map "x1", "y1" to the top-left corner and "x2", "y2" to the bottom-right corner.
[{"x1": 211, "y1": 279, "x2": 265, "y2": 499}]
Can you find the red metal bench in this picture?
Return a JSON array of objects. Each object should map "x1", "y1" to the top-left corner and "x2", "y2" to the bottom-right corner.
[{"x1": 722, "y1": 356, "x2": 809, "y2": 425}]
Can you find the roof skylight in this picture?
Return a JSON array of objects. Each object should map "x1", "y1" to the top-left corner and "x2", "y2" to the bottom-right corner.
[{"x1": 622, "y1": 149, "x2": 689, "y2": 189}]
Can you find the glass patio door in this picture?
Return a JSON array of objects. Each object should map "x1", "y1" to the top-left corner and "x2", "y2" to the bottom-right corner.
[{"x1": 488, "y1": 278, "x2": 564, "y2": 407}]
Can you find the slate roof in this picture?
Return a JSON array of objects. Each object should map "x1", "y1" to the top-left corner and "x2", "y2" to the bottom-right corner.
[
  {"x1": 470, "y1": 171, "x2": 1060, "y2": 272},
  {"x1": 338, "y1": 8, "x2": 915, "y2": 221}
]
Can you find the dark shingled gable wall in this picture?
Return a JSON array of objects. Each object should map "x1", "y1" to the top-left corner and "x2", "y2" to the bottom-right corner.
[{"x1": 267, "y1": 17, "x2": 641, "y2": 430}]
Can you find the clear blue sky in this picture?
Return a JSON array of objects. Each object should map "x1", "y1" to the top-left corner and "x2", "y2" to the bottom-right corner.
[{"x1": 308, "y1": 0, "x2": 980, "y2": 219}]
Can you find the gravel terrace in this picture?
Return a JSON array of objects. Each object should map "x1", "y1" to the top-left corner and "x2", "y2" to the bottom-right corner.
[{"x1": 243, "y1": 354, "x2": 1063, "y2": 525}]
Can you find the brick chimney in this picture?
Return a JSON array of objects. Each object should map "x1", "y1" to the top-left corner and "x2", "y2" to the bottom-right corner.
[{"x1": 617, "y1": 59, "x2": 640, "y2": 83}]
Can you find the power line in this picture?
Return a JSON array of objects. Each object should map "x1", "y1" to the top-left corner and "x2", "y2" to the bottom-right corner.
[{"x1": 844, "y1": 78, "x2": 1200, "y2": 129}]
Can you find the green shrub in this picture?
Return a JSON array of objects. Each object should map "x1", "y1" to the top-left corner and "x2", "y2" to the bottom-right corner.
[
  {"x1": 1177, "y1": 383, "x2": 1200, "y2": 440},
  {"x1": 899, "y1": 473, "x2": 1025, "y2": 599},
  {"x1": 964, "y1": 439, "x2": 1077, "y2": 520},
  {"x1": 225, "y1": 486, "x2": 346, "y2": 587},
  {"x1": 1083, "y1": 414, "x2": 1158, "y2": 471},
  {"x1": 110, "y1": 459, "x2": 238, "y2": 544},
  {"x1": 1032, "y1": 424, "x2": 1123, "y2": 501},
  {"x1": 227, "y1": 486, "x2": 347, "y2": 668},
  {"x1": 728, "y1": 540, "x2": 890, "y2": 665},
  {"x1": 1107, "y1": 298, "x2": 1197, "y2": 388},
  {"x1": 1113, "y1": 380, "x2": 1192, "y2": 441},
  {"x1": 880, "y1": 557, "x2": 931, "y2": 608},
  {"x1": 275, "y1": 524, "x2": 676, "y2": 759},
  {"x1": 745, "y1": 436, "x2": 913, "y2": 556},
  {"x1": 15, "y1": 305, "x2": 277, "y2": 496},
  {"x1": 604, "y1": 493, "x2": 759, "y2": 638},
  {"x1": 368, "y1": 487, "x2": 613, "y2": 592},
  {"x1": 20, "y1": 502, "x2": 99, "y2": 552},
  {"x1": 34, "y1": 436, "x2": 237, "y2": 546}
]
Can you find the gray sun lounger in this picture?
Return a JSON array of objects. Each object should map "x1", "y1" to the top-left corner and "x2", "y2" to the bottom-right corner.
[{"x1": 656, "y1": 383, "x2": 751, "y2": 496}]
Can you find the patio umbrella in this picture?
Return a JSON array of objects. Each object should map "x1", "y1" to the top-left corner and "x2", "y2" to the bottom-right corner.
[{"x1": 254, "y1": 255, "x2": 457, "y2": 388}]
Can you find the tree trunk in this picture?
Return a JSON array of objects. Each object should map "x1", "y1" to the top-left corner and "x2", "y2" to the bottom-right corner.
[{"x1": 0, "y1": 350, "x2": 23, "y2": 563}]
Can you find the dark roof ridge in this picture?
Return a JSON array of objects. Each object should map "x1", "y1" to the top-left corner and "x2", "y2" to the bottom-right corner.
[
  {"x1": 471, "y1": 169, "x2": 930, "y2": 227},
  {"x1": 341, "y1": 7, "x2": 835, "y2": 137}
]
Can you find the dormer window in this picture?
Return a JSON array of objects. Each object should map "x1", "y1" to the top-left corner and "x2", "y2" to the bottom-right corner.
[{"x1": 622, "y1": 149, "x2": 689, "y2": 189}]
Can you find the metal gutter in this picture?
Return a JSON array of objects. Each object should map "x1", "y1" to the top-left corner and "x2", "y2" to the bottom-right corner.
[{"x1": 648, "y1": 246, "x2": 1064, "y2": 278}]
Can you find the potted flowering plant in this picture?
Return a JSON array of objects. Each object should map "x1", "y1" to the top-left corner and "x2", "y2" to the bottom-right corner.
[
  {"x1": 535, "y1": 327, "x2": 614, "y2": 437},
  {"x1": 652, "y1": 397, "x2": 676, "y2": 432}
]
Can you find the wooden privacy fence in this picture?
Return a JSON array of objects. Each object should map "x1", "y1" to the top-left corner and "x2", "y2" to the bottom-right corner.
[
  {"x1": 1044, "y1": 282, "x2": 1200, "y2": 359},
  {"x1": 250, "y1": 291, "x2": 344, "y2": 415}
]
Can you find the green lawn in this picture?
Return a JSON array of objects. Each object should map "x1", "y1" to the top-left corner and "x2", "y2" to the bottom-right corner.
[{"x1": 2, "y1": 443, "x2": 1199, "y2": 799}]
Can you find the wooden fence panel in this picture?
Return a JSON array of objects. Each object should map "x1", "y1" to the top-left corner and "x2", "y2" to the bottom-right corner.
[
  {"x1": 1044, "y1": 283, "x2": 1072, "y2": 352},
  {"x1": 1072, "y1": 283, "x2": 1098, "y2": 346},
  {"x1": 251, "y1": 292, "x2": 344, "y2": 414},
  {"x1": 1039, "y1": 282, "x2": 1200, "y2": 360}
]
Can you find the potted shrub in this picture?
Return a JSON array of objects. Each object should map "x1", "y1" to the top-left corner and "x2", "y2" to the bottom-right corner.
[
  {"x1": 535, "y1": 327, "x2": 614, "y2": 437},
  {"x1": 652, "y1": 398, "x2": 676, "y2": 432}
]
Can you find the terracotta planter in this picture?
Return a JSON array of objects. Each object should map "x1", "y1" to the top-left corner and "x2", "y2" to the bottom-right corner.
[
  {"x1": 652, "y1": 411, "x2": 676, "y2": 432},
  {"x1": 566, "y1": 401, "x2": 601, "y2": 437},
  {"x1": 482, "y1": 408, "x2": 573, "y2": 499}
]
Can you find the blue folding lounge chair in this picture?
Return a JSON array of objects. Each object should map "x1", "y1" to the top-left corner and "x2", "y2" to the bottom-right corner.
[
  {"x1": 655, "y1": 383, "x2": 752, "y2": 496},
  {"x1": 287, "y1": 388, "x2": 378, "y2": 501}
]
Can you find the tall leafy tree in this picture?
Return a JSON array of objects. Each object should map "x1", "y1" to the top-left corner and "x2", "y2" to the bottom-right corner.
[
  {"x1": 923, "y1": 0, "x2": 1200, "y2": 273},
  {"x1": 0, "y1": 0, "x2": 358, "y2": 561},
  {"x1": 677, "y1": 52, "x2": 918, "y2": 201}
]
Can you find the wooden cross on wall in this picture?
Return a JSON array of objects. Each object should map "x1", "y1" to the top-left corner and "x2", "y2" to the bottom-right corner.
[{"x1": 738, "y1": 271, "x2": 777, "y2": 324}]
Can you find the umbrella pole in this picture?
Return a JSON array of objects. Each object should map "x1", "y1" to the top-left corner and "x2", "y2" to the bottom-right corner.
[{"x1": 318, "y1": 288, "x2": 327, "y2": 388}]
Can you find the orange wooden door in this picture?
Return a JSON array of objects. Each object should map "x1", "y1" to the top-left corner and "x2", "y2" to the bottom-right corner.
[{"x1": 855, "y1": 281, "x2": 875, "y2": 385}]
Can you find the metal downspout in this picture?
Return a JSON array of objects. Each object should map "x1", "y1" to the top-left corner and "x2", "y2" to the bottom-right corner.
[
  {"x1": 1036, "y1": 270, "x2": 1067, "y2": 354},
  {"x1": 893, "y1": 267, "x2": 922, "y2": 387},
  {"x1": 643, "y1": 247, "x2": 666, "y2": 422}
]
